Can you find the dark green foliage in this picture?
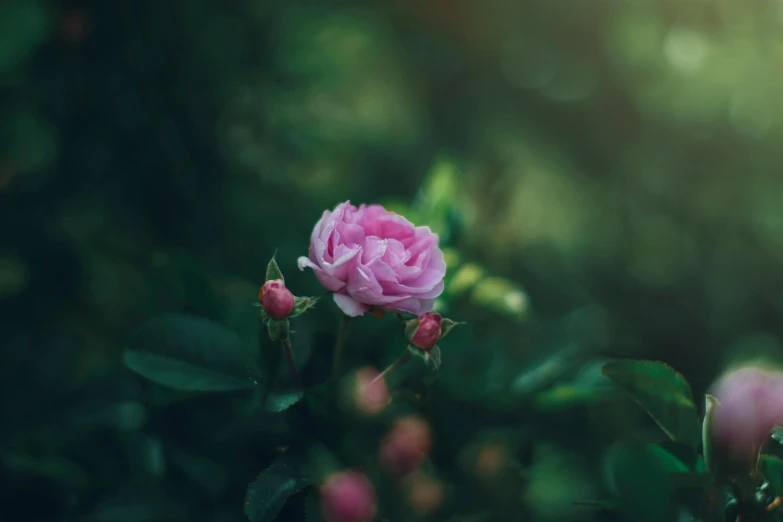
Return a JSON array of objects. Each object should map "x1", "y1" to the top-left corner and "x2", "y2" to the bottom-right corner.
[
  {"x1": 244, "y1": 457, "x2": 312, "y2": 522},
  {"x1": 5, "y1": 0, "x2": 783, "y2": 520},
  {"x1": 605, "y1": 441, "x2": 676, "y2": 522},
  {"x1": 124, "y1": 313, "x2": 262, "y2": 392},
  {"x1": 603, "y1": 360, "x2": 701, "y2": 449}
]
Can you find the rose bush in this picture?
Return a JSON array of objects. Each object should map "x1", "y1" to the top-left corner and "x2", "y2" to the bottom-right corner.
[{"x1": 298, "y1": 201, "x2": 446, "y2": 317}]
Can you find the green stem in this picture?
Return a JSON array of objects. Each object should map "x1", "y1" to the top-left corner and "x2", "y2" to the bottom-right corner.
[
  {"x1": 283, "y1": 338, "x2": 304, "y2": 392},
  {"x1": 369, "y1": 350, "x2": 412, "y2": 387},
  {"x1": 331, "y1": 315, "x2": 352, "y2": 380}
]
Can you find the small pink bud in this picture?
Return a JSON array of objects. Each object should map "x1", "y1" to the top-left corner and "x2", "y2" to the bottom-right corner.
[
  {"x1": 349, "y1": 367, "x2": 390, "y2": 416},
  {"x1": 409, "y1": 313, "x2": 443, "y2": 350},
  {"x1": 710, "y1": 366, "x2": 783, "y2": 464},
  {"x1": 259, "y1": 279, "x2": 295, "y2": 319},
  {"x1": 379, "y1": 416, "x2": 432, "y2": 477},
  {"x1": 320, "y1": 471, "x2": 377, "y2": 522}
]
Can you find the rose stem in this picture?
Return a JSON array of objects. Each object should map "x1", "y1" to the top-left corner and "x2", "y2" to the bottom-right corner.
[
  {"x1": 282, "y1": 338, "x2": 304, "y2": 392},
  {"x1": 330, "y1": 315, "x2": 352, "y2": 380},
  {"x1": 369, "y1": 350, "x2": 412, "y2": 387}
]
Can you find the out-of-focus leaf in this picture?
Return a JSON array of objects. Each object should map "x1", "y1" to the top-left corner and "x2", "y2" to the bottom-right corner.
[
  {"x1": 123, "y1": 314, "x2": 261, "y2": 392},
  {"x1": 305, "y1": 490, "x2": 323, "y2": 522},
  {"x1": 646, "y1": 444, "x2": 690, "y2": 475},
  {"x1": 470, "y1": 277, "x2": 530, "y2": 321},
  {"x1": 244, "y1": 456, "x2": 312, "y2": 522},
  {"x1": 604, "y1": 441, "x2": 675, "y2": 522},
  {"x1": 414, "y1": 156, "x2": 458, "y2": 239},
  {"x1": 88, "y1": 486, "x2": 187, "y2": 522},
  {"x1": 0, "y1": 452, "x2": 88, "y2": 488},
  {"x1": 447, "y1": 263, "x2": 485, "y2": 297},
  {"x1": 0, "y1": 0, "x2": 51, "y2": 75},
  {"x1": 602, "y1": 360, "x2": 701, "y2": 449},
  {"x1": 168, "y1": 447, "x2": 227, "y2": 497},
  {"x1": 759, "y1": 455, "x2": 783, "y2": 498},
  {"x1": 534, "y1": 385, "x2": 605, "y2": 410}
]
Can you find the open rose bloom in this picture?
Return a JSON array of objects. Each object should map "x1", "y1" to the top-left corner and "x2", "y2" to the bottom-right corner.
[{"x1": 298, "y1": 201, "x2": 446, "y2": 317}]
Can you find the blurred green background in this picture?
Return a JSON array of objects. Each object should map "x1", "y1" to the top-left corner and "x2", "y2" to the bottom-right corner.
[{"x1": 3, "y1": 0, "x2": 783, "y2": 520}]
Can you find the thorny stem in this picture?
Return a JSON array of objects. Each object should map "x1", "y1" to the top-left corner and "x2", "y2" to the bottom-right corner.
[
  {"x1": 331, "y1": 315, "x2": 351, "y2": 380},
  {"x1": 283, "y1": 338, "x2": 304, "y2": 392},
  {"x1": 369, "y1": 350, "x2": 413, "y2": 387}
]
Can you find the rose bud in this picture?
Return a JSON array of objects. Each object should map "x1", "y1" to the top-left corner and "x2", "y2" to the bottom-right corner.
[
  {"x1": 345, "y1": 367, "x2": 390, "y2": 416},
  {"x1": 258, "y1": 279, "x2": 295, "y2": 319},
  {"x1": 404, "y1": 313, "x2": 460, "y2": 351},
  {"x1": 710, "y1": 365, "x2": 783, "y2": 465},
  {"x1": 408, "y1": 312, "x2": 443, "y2": 350},
  {"x1": 379, "y1": 416, "x2": 432, "y2": 477},
  {"x1": 320, "y1": 470, "x2": 377, "y2": 522}
]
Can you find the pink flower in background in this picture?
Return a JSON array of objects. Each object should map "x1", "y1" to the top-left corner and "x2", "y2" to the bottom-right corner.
[
  {"x1": 710, "y1": 366, "x2": 783, "y2": 463},
  {"x1": 320, "y1": 471, "x2": 377, "y2": 522},
  {"x1": 298, "y1": 201, "x2": 446, "y2": 317},
  {"x1": 379, "y1": 416, "x2": 432, "y2": 477},
  {"x1": 349, "y1": 367, "x2": 390, "y2": 416}
]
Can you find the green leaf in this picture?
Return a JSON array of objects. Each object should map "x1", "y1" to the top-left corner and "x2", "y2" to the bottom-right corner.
[
  {"x1": 645, "y1": 444, "x2": 690, "y2": 474},
  {"x1": 266, "y1": 319, "x2": 289, "y2": 342},
  {"x1": 265, "y1": 390, "x2": 304, "y2": 413},
  {"x1": 245, "y1": 456, "x2": 312, "y2": 522},
  {"x1": 0, "y1": 0, "x2": 51, "y2": 76},
  {"x1": 266, "y1": 254, "x2": 284, "y2": 282},
  {"x1": 290, "y1": 296, "x2": 319, "y2": 318},
  {"x1": 605, "y1": 442, "x2": 676, "y2": 522},
  {"x1": 602, "y1": 360, "x2": 701, "y2": 448},
  {"x1": 702, "y1": 394, "x2": 719, "y2": 476},
  {"x1": 168, "y1": 447, "x2": 227, "y2": 497},
  {"x1": 440, "y1": 318, "x2": 463, "y2": 339},
  {"x1": 124, "y1": 314, "x2": 261, "y2": 392},
  {"x1": 759, "y1": 455, "x2": 783, "y2": 497}
]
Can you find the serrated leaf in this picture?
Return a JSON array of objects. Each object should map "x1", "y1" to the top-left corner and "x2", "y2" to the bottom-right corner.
[
  {"x1": 124, "y1": 314, "x2": 261, "y2": 392},
  {"x1": 245, "y1": 456, "x2": 312, "y2": 522},
  {"x1": 603, "y1": 360, "x2": 701, "y2": 448},
  {"x1": 605, "y1": 442, "x2": 675, "y2": 522},
  {"x1": 265, "y1": 390, "x2": 304, "y2": 413}
]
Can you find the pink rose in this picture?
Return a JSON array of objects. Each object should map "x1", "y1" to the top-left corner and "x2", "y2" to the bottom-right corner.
[
  {"x1": 710, "y1": 366, "x2": 783, "y2": 464},
  {"x1": 298, "y1": 201, "x2": 446, "y2": 317}
]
